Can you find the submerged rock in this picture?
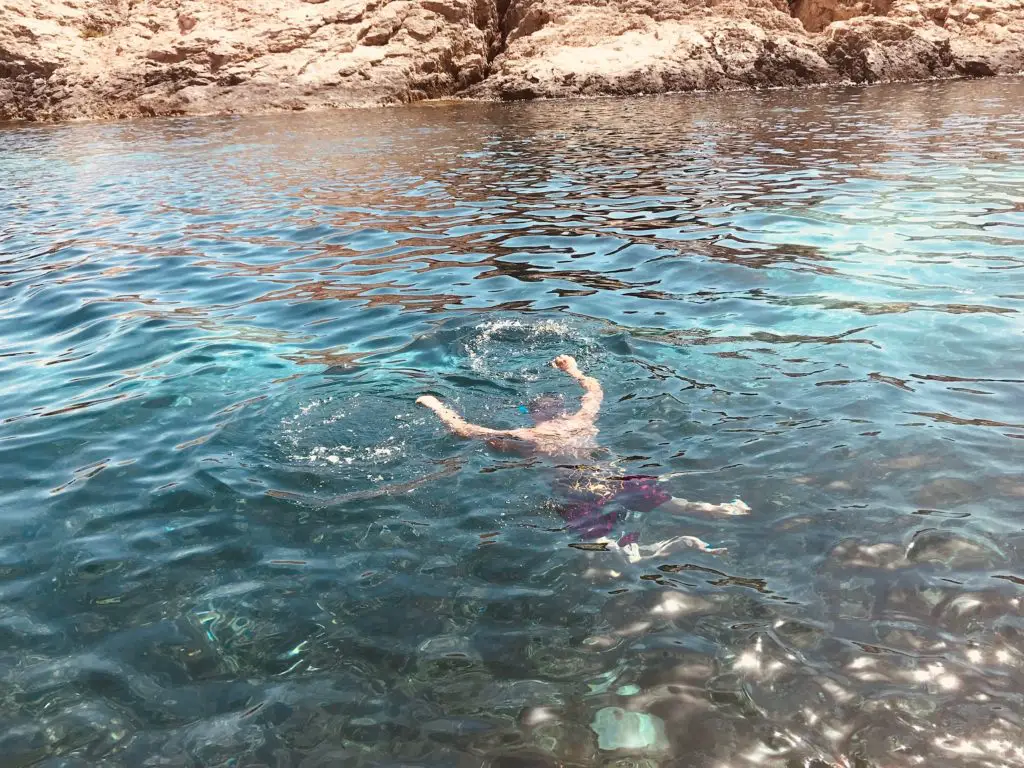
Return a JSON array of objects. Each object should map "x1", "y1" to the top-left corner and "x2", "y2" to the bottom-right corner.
[
  {"x1": 905, "y1": 528, "x2": 1004, "y2": 568},
  {"x1": 591, "y1": 707, "x2": 670, "y2": 752},
  {"x1": 1, "y1": 0, "x2": 1022, "y2": 120}
]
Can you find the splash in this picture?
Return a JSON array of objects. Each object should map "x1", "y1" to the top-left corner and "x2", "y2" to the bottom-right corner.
[
  {"x1": 464, "y1": 318, "x2": 596, "y2": 381},
  {"x1": 275, "y1": 393, "x2": 410, "y2": 472}
]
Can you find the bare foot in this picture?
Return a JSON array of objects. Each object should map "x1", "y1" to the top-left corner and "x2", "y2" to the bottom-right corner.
[
  {"x1": 723, "y1": 499, "x2": 751, "y2": 516},
  {"x1": 649, "y1": 535, "x2": 727, "y2": 556},
  {"x1": 677, "y1": 535, "x2": 728, "y2": 555},
  {"x1": 667, "y1": 497, "x2": 752, "y2": 518},
  {"x1": 605, "y1": 535, "x2": 727, "y2": 564}
]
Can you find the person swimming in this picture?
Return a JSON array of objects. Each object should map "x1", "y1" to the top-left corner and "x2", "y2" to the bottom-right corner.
[
  {"x1": 417, "y1": 355, "x2": 750, "y2": 559},
  {"x1": 416, "y1": 355, "x2": 602, "y2": 459}
]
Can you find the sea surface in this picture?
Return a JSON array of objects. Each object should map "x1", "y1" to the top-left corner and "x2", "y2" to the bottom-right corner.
[{"x1": 1, "y1": 78, "x2": 1023, "y2": 767}]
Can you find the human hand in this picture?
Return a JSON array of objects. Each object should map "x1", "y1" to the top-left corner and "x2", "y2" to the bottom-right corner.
[
  {"x1": 416, "y1": 395, "x2": 443, "y2": 410},
  {"x1": 552, "y1": 354, "x2": 580, "y2": 374}
]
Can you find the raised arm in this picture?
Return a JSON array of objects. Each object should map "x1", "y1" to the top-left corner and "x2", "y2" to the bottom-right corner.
[
  {"x1": 552, "y1": 355, "x2": 603, "y2": 422},
  {"x1": 416, "y1": 395, "x2": 514, "y2": 440}
]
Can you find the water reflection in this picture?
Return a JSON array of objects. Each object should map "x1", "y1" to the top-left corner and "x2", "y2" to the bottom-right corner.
[{"x1": 1, "y1": 78, "x2": 1023, "y2": 766}]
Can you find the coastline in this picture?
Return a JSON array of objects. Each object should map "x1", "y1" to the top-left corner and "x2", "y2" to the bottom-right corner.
[
  {"x1": 3, "y1": 74, "x2": 1021, "y2": 130},
  {"x1": 2, "y1": 0, "x2": 1022, "y2": 123}
]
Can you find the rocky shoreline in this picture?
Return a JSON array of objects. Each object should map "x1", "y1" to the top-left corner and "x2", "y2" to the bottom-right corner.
[{"x1": 2, "y1": 0, "x2": 1022, "y2": 122}]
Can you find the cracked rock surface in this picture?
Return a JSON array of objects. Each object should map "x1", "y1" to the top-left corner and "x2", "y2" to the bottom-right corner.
[
  {"x1": 474, "y1": 0, "x2": 1024, "y2": 99},
  {"x1": 0, "y1": 0, "x2": 498, "y2": 120},
  {"x1": 1, "y1": 0, "x2": 1022, "y2": 120}
]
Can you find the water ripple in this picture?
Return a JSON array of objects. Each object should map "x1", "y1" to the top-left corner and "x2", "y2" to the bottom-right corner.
[{"x1": 1, "y1": 78, "x2": 1023, "y2": 766}]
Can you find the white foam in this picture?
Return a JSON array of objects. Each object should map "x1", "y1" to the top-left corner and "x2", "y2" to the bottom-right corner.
[
  {"x1": 465, "y1": 318, "x2": 594, "y2": 379},
  {"x1": 277, "y1": 396, "x2": 408, "y2": 468}
]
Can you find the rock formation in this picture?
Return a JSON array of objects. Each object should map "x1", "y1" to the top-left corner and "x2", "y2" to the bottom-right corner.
[
  {"x1": 476, "y1": 0, "x2": 1024, "y2": 99},
  {"x1": 0, "y1": 0, "x2": 499, "y2": 120},
  {"x1": 1, "y1": 0, "x2": 1021, "y2": 121}
]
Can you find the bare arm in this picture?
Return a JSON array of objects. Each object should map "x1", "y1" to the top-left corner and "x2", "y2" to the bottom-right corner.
[
  {"x1": 416, "y1": 395, "x2": 515, "y2": 440},
  {"x1": 552, "y1": 355, "x2": 603, "y2": 422}
]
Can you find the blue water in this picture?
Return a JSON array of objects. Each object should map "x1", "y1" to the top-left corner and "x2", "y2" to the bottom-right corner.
[{"x1": 1, "y1": 78, "x2": 1023, "y2": 767}]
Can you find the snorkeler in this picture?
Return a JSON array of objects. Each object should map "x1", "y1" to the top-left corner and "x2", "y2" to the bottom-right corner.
[{"x1": 417, "y1": 355, "x2": 749, "y2": 558}]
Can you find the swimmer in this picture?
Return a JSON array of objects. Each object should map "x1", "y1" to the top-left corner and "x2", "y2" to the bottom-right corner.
[
  {"x1": 416, "y1": 355, "x2": 601, "y2": 458},
  {"x1": 417, "y1": 354, "x2": 750, "y2": 559}
]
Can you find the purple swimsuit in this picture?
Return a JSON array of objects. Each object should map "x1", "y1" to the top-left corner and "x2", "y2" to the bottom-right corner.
[{"x1": 559, "y1": 474, "x2": 671, "y2": 545}]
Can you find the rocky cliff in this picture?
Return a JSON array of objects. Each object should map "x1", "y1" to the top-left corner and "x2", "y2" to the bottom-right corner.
[{"x1": 1, "y1": 0, "x2": 1021, "y2": 121}]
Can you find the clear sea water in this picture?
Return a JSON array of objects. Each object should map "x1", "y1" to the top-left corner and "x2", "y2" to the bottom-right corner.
[{"x1": 1, "y1": 78, "x2": 1023, "y2": 767}]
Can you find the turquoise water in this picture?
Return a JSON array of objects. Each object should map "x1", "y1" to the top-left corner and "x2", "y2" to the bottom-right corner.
[{"x1": 1, "y1": 78, "x2": 1023, "y2": 766}]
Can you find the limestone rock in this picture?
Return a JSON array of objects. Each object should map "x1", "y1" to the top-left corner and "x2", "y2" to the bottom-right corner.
[
  {"x1": 475, "y1": 0, "x2": 1024, "y2": 99},
  {"x1": 0, "y1": 0, "x2": 499, "y2": 120},
  {"x1": 0, "y1": 0, "x2": 1022, "y2": 120},
  {"x1": 473, "y1": 0, "x2": 835, "y2": 99}
]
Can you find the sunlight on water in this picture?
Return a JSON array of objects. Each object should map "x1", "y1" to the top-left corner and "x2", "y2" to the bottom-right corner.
[{"x1": 1, "y1": 78, "x2": 1023, "y2": 767}]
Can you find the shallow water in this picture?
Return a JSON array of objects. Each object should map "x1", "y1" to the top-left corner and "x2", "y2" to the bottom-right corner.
[{"x1": 1, "y1": 78, "x2": 1023, "y2": 767}]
